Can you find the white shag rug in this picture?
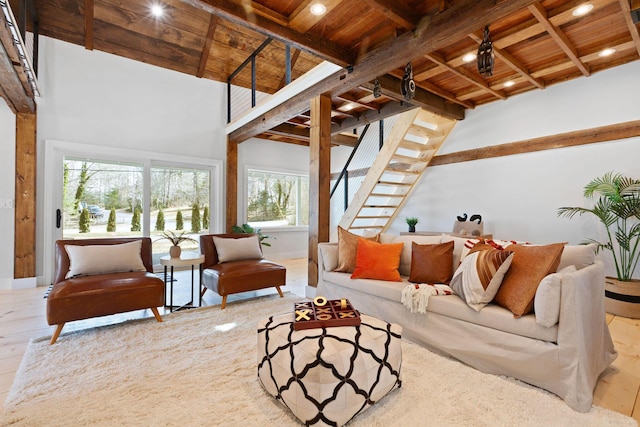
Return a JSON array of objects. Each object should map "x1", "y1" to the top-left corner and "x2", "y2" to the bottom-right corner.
[{"x1": 1, "y1": 293, "x2": 635, "y2": 427}]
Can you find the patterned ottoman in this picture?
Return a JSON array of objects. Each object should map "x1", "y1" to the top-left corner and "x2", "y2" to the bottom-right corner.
[{"x1": 257, "y1": 313, "x2": 402, "y2": 426}]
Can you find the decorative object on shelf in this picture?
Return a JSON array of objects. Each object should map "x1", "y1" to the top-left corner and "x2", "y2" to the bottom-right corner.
[
  {"x1": 157, "y1": 230, "x2": 198, "y2": 258},
  {"x1": 558, "y1": 171, "x2": 640, "y2": 318},
  {"x1": 401, "y1": 62, "x2": 415, "y2": 101},
  {"x1": 405, "y1": 217, "x2": 419, "y2": 233},
  {"x1": 453, "y1": 213, "x2": 484, "y2": 236},
  {"x1": 477, "y1": 26, "x2": 494, "y2": 77},
  {"x1": 231, "y1": 223, "x2": 273, "y2": 247}
]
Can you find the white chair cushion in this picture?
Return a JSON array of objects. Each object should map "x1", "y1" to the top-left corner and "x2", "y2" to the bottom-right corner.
[
  {"x1": 212, "y1": 235, "x2": 263, "y2": 263},
  {"x1": 65, "y1": 240, "x2": 146, "y2": 278}
]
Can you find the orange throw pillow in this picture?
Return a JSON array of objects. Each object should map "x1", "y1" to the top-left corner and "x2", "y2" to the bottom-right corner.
[
  {"x1": 491, "y1": 243, "x2": 566, "y2": 317},
  {"x1": 409, "y1": 241, "x2": 455, "y2": 284},
  {"x1": 335, "y1": 227, "x2": 379, "y2": 273},
  {"x1": 351, "y1": 238, "x2": 403, "y2": 282}
]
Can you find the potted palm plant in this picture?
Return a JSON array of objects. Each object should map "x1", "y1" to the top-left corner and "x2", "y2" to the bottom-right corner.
[
  {"x1": 157, "y1": 230, "x2": 198, "y2": 258},
  {"x1": 558, "y1": 172, "x2": 640, "y2": 318},
  {"x1": 232, "y1": 223, "x2": 273, "y2": 247}
]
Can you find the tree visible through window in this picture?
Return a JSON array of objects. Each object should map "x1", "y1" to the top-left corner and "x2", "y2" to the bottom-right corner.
[{"x1": 247, "y1": 169, "x2": 309, "y2": 227}]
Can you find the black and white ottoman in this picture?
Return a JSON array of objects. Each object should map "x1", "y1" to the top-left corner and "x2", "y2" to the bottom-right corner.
[{"x1": 257, "y1": 313, "x2": 402, "y2": 426}]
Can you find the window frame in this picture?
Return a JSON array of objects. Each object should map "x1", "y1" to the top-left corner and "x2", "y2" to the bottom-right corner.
[{"x1": 242, "y1": 165, "x2": 309, "y2": 232}]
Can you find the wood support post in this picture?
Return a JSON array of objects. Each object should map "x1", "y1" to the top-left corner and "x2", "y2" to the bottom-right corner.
[
  {"x1": 308, "y1": 94, "x2": 332, "y2": 288},
  {"x1": 15, "y1": 112, "x2": 36, "y2": 279},
  {"x1": 226, "y1": 137, "x2": 238, "y2": 233}
]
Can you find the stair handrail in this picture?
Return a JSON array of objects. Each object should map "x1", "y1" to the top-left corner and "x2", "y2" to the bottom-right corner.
[{"x1": 330, "y1": 124, "x2": 370, "y2": 198}]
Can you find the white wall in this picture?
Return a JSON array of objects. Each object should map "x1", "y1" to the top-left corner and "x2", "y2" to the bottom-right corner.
[
  {"x1": 238, "y1": 138, "x2": 309, "y2": 260},
  {"x1": 391, "y1": 60, "x2": 640, "y2": 278},
  {"x1": 34, "y1": 37, "x2": 228, "y2": 285},
  {"x1": 0, "y1": 101, "x2": 16, "y2": 290}
]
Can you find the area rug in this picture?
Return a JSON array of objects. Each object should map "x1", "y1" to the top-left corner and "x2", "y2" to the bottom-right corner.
[{"x1": 1, "y1": 293, "x2": 635, "y2": 427}]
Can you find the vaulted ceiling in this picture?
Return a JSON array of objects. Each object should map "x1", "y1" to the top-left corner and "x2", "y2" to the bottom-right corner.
[{"x1": 5, "y1": 0, "x2": 640, "y2": 144}]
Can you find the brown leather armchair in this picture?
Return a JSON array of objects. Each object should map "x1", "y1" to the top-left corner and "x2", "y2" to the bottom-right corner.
[
  {"x1": 200, "y1": 233, "x2": 286, "y2": 309},
  {"x1": 47, "y1": 237, "x2": 164, "y2": 344}
]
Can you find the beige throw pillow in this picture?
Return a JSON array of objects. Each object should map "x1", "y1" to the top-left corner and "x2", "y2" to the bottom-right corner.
[
  {"x1": 334, "y1": 227, "x2": 379, "y2": 273},
  {"x1": 212, "y1": 235, "x2": 263, "y2": 263},
  {"x1": 65, "y1": 240, "x2": 146, "y2": 278}
]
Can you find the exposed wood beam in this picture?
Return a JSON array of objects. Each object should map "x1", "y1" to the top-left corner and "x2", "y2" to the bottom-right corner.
[
  {"x1": 424, "y1": 52, "x2": 507, "y2": 100},
  {"x1": 458, "y1": 39, "x2": 635, "y2": 101},
  {"x1": 261, "y1": 123, "x2": 362, "y2": 146},
  {"x1": 228, "y1": 0, "x2": 534, "y2": 143},
  {"x1": 197, "y1": 15, "x2": 218, "y2": 78},
  {"x1": 331, "y1": 99, "x2": 420, "y2": 134},
  {"x1": 289, "y1": 0, "x2": 344, "y2": 33},
  {"x1": 308, "y1": 94, "x2": 332, "y2": 287},
  {"x1": 528, "y1": 2, "x2": 590, "y2": 77},
  {"x1": 430, "y1": 120, "x2": 640, "y2": 166},
  {"x1": 360, "y1": 74, "x2": 467, "y2": 118},
  {"x1": 362, "y1": 0, "x2": 419, "y2": 29},
  {"x1": 84, "y1": 0, "x2": 93, "y2": 50},
  {"x1": 468, "y1": 32, "x2": 544, "y2": 89},
  {"x1": 225, "y1": 138, "x2": 238, "y2": 232},
  {"x1": 618, "y1": 0, "x2": 640, "y2": 57},
  {"x1": 180, "y1": 0, "x2": 354, "y2": 66},
  {"x1": 334, "y1": 93, "x2": 380, "y2": 111},
  {"x1": 0, "y1": 31, "x2": 35, "y2": 113},
  {"x1": 15, "y1": 112, "x2": 37, "y2": 279}
]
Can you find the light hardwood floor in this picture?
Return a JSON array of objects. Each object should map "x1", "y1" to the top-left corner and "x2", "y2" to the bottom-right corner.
[{"x1": 1, "y1": 258, "x2": 639, "y2": 423}]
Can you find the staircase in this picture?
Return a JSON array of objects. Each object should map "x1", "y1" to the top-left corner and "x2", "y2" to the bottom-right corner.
[{"x1": 338, "y1": 107, "x2": 457, "y2": 234}]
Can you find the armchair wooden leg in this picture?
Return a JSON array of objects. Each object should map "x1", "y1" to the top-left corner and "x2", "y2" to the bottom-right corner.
[
  {"x1": 200, "y1": 287, "x2": 207, "y2": 298},
  {"x1": 50, "y1": 323, "x2": 65, "y2": 345},
  {"x1": 151, "y1": 307, "x2": 163, "y2": 322},
  {"x1": 221, "y1": 295, "x2": 227, "y2": 309},
  {"x1": 275, "y1": 286, "x2": 284, "y2": 298}
]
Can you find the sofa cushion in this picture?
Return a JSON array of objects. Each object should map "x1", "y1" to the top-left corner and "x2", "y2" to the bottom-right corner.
[
  {"x1": 450, "y1": 248, "x2": 514, "y2": 311},
  {"x1": 491, "y1": 243, "x2": 565, "y2": 317},
  {"x1": 212, "y1": 235, "x2": 263, "y2": 263},
  {"x1": 440, "y1": 235, "x2": 482, "y2": 271},
  {"x1": 320, "y1": 243, "x2": 339, "y2": 272},
  {"x1": 534, "y1": 265, "x2": 577, "y2": 327},
  {"x1": 380, "y1": 233, "x2": 443, "y2": 276},
  {"x1": 335, "y1": 227, "x2": 379, "y2": 273},
  {"x1": 409, "y1": 241, "x2": 454, "y2": 284},
  {"x1": 65, "y1": 240, "x2": 146, "y2": 279},
  {"x1": 351, "y1": 239, "x2": 403, "y2": 282},
  {"x1": 558, "y1": 243, "x2": 596, "y2": 270}
]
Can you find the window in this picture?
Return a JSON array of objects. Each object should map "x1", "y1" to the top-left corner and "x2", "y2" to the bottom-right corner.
[{"x1": 246, "y1": 168, "x2": 309, "y2": 228}]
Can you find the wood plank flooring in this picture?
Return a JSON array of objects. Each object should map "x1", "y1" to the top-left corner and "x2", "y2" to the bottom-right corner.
[{"x1": 1, "y1": 258, "x2": 638, "y2": 423}]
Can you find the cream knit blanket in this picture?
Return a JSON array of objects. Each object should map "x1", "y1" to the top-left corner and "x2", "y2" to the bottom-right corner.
[{"x1": 401, "y1": 283, "x2": 455, "y2": 314}]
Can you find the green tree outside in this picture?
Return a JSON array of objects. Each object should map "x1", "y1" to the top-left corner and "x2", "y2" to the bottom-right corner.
[
  {"x1": 176, "y1": 210, "x2": 184, "y2": 230},
  {"x1": 191, "y1": 203, "x2": 201, "y2": 233},
  {"x1": 79, "y1": 208, "x2": 90, "y2": 233},
  {"x1": 107, "y1": 209, "x2": 117, "y2": 232},
  {"x1": 131, "y1": 205, "x2": 141, "y2": 232},
  {"x1": 203, "y1": 205, "x2": 210, "y2": 230},
  {"x1": 155, "y1": 209, "x2": 165, "y2": 231}
]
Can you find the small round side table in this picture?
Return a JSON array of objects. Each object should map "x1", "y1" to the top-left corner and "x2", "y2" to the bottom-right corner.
[{"x1": 160, "y1": 252, "x2": 205, "y2": 312}]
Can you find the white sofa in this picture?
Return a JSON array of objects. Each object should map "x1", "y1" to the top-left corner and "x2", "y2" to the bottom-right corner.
[{"x1": 316, "y1": 234, "x2": 617, "y2": 413}]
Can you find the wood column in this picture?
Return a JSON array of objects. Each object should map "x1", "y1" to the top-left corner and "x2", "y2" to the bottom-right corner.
[
  {"x1": 308, "y1": 94, "x2": 332, "y2": 287},
  {"x1": 15, "y1": 112, "x2": 36, "y2": 279},
  {"x1": 226, "y1": 136, "x2": 238, "y2": 232}
]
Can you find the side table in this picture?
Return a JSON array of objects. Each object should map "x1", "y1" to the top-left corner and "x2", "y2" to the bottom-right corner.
[{"x1": 160, "y1": 252, "x2": 205, "y2": 312}]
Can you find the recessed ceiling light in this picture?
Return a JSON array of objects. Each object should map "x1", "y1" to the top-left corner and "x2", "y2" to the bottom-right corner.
[
  {"x1": 503, "y1": 80, "x2": 515, "y2": 88},
  {"x1": 342, "y1": 103, "x2": 355, "y2": 111},
  {"x1": 462, "y1": 53, "x2": 476, "y2": 63},
  {"x1": 572, "y1": 4, "x2": 593, "y2": 17},
  {"x1": 599, "y1": 48, "x2": 616, "y2": 57},
  {"x1": 310, "y1": 3, "x2": 327, "y2": 16},
  {"x1": 151, "y1": 4, "x2": 164, "y2": 18}
]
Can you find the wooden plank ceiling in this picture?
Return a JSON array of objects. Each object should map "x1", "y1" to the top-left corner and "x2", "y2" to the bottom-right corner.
[{"x1": 28, "y1": 0, "x2": 640, "y2": 144}]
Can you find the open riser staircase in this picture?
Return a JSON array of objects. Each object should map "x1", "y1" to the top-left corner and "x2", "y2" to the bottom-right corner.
[{"x1": 338, "y1": 107, "x2": 457, "y2": 235}]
